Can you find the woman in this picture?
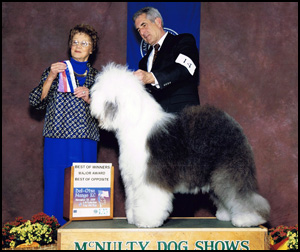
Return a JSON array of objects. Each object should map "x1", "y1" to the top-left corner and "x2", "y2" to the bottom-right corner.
[{"x1": 29, "y1": 24, "x2": 100, "y2": 225}]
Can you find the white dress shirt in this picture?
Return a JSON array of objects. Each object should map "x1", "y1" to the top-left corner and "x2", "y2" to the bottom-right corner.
[{"x1": 147, "y1": 32, "x2": 168, "y2": 88}]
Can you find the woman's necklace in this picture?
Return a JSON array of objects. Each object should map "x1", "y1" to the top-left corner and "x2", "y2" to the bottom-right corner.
[{"x1": 74, "y1": 70, "x2": 87, "y2": 77}]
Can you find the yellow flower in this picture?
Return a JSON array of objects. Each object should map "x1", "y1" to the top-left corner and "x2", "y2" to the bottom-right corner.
[
  {"x1": 287, "y1": 230, "x2": 298, "y2": 250},
  {"x1": 9, "y1": 241, "x2": 16, "y2": 248}
]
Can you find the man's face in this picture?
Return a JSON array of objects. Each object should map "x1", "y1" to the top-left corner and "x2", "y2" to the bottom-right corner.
[{"x1": 135, "y1": 13, "x2": 163, "y2": 46}]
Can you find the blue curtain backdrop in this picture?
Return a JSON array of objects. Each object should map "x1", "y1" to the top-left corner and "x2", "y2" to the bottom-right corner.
[{"x1": 126, "y1": 2, "x2": 201, "y2": 70}]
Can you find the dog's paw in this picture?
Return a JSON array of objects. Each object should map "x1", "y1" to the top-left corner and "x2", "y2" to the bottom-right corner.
[
  {"x1": 133, "y1": 214, "x2": 164, "y2": 228},
  {"x1": 216, "y1": 208, "x2": 231, "y2": 221},
  {"x1": 135, "y1": 220, "x2": 163, "y2": 228},
  {"x1": 126, "y1": 210, "x2": 134, "y2": 225},
  {"x1": 127, "y1": 215, "x2": 135, "y2": 225},
  {"x1": 127, "y1": 218, "x2": 135, "y2": 225},
  {"x1": 231, "y1": 213, "x2": 267, "y2": 227}
]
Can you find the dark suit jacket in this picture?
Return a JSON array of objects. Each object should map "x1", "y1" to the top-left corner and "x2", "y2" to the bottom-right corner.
[{"x1": 139, "y1": 33, "x2": 200, "y2": 113}]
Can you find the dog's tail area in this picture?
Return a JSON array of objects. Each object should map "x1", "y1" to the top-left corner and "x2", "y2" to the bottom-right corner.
[{"x1": 249, "y1": 192, "x2": 270, "y2": 222}]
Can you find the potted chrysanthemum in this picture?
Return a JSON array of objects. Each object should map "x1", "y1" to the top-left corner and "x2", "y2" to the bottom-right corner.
[
  {"x1": 2, "y1": 212, "x2": 60, "y2": 249},
  {"x1": 269, "y1": 224, "x2": 298, "y2": 250}
]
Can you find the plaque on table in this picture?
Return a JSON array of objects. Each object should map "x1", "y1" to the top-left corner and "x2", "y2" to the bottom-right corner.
[{"x1": 63, "y1": 163, "x2": 114, "y2": 221}]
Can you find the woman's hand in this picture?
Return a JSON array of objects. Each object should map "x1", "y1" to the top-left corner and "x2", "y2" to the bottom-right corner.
[
  {"x1": 74, "y1": 87, "x2": 90, "y2": 103},
  {"x1": 41, "y1": 62, "x2": 67, "y2": 101},
  {"x1": 48, "y1": 62, "x2": 67, "y2": 81}
]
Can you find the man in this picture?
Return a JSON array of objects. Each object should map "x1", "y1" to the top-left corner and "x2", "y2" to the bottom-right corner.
[{"x1": 133, "y1": 7, "x2": 200, "y2": 113}]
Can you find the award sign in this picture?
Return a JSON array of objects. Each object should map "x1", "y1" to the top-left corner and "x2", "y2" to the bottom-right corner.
[{"x1": 63, "y1": 163, "x2": 114, "y2": 221}]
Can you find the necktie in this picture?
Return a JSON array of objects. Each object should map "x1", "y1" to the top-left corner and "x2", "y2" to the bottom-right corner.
[{"x1": 152, "y1": 44, "x2": 160, "y2": 65}]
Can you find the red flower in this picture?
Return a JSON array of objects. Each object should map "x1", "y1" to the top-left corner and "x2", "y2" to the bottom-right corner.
[
  {"x1": 8, "y1": 235, "x2": 15, "y2": 240},
  {"x1": 2, "y1": 212, "x2": 60, "y2": 248}
]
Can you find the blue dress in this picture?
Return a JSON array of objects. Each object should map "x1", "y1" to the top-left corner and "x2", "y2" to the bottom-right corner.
[
  {"x1": 29, "y1": 58, "x2": 100, "y2": 226},
  {"x1": 43, "y1": 138, "x2": 97, "y2": 225}
]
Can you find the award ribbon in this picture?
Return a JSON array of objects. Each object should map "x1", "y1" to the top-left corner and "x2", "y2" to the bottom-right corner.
[{"x1": 58, "y1": 60, "x2": 77, "y2": 93}]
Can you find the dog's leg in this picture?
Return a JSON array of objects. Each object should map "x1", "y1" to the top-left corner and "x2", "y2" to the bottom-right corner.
[
  {"x1": 210, "y1": 194, "x2": 231, "y2": 221},
  {"x1": 213, "y1": 189, "x2": 268, "y2": 227},
  {"x1": 124, "y1": 185, "x2": 135, "y2": 225},
  {"x1": 229, "y1": 193, "x2": 270, "y2": 227},
  {"x1": 119, "y1": 164, "x2": 136, "y2": 225},
  {"x1": 212, "y1": 186, "x2": 269, "y2": 227},
  {"x1": 132, "y1": 183, "x2": 173, "y2": 228},
  {"x1": 211, "y1": 165, "x2": 270, "y2": 227}
]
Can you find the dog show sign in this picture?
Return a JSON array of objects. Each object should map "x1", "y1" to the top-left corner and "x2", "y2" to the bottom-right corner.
[{"x1": 63, "y1": 163, "x2": 114, "y2": 221}]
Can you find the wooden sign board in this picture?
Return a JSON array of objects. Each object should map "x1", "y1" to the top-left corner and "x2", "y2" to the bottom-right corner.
[
  {"x1": 63, "y1": 163, "x2": 114, "y2": 221},
  {"x1": 58, "y1": 217, "x2": 269, "y2": 250}
]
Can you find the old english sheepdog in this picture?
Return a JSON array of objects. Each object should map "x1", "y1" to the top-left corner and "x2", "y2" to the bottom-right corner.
[{"x1": 90, "y1": 63, "x2": 270, "y2": 228}]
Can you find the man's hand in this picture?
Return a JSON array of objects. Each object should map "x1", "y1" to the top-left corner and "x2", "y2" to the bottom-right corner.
[{"x1": 133, "y1": 69, "x2": 155, "y2": 85}]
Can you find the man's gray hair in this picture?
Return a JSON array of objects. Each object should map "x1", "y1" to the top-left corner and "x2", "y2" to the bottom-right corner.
[{"x1": 133, "y1": 6, "x2": 164, "y2": 27}]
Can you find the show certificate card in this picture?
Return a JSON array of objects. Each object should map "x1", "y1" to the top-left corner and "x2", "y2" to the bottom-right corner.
[{"x1": 63, "y1": 163, "x2": 114, "y2": 221}]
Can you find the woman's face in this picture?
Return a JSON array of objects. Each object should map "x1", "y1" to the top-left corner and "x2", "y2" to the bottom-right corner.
[{"x1": 70, "y1": 33, "x2": 93, "y2": 62}]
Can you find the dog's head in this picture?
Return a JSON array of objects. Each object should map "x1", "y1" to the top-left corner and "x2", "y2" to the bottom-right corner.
[{"x1": 90, "y1": 63, "x2": 144, "y2": 131}]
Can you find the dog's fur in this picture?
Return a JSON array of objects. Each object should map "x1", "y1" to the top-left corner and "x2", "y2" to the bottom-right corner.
[{"x1": 90, "y1": 63, "x2": 270, "y2": 228}]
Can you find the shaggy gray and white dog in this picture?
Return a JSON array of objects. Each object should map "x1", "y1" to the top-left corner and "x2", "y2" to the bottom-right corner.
[{"x1": 90, "y1": 63, "x2": 270, "y2": 228}]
